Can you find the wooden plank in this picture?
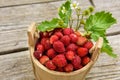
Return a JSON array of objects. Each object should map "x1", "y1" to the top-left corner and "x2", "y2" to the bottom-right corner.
[
  {"x1": 0, "y1": 28, "x2": 27, "y2": 54},
  {"x1": 0, "y1": 35, "x2": 120, "y2": 80},
  {"x1": 0, "y1": 0, "x2": 64, "y2": 26},
  {"x1": 0, "y1": 0, "x2": 63, "y2": 8},
  {"x1": 0, "y1": 0, "x2": 64, "y2": 54},
  {"x1": 0, "y1": 51, "x2": 35, "y2": 80},
  {"x1": 0, "y1": 0, "x2": 120, "y2": 53},
  {"x1": 0, "y1": 0, "x2": 120, "y2": 31}
]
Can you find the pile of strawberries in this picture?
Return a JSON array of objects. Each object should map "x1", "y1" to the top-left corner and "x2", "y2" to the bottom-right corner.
[{"x1": 34, "y1": 28, "x2": 93, "y2": 72}]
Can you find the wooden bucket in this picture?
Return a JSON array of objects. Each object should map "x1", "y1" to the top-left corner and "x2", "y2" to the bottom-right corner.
[{"x1": 27, "y1": 23, "x2": 103, "y2": 80}]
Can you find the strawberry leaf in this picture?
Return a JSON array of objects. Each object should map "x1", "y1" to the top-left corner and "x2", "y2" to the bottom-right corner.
[
  {"x1": 37, "y1": 0, "x2": 71, "y2": 32},
  {"x1": 59, "y1": 0, "x2": 72, "y2": 26},
  {"x1": 37, "y1": 18, "x2": 66, "y2": 32},
  {"x1": 85, "y1": 11, "x2": 117, "y2": 58},
  {"x1": 102, "y1": 43, "x2": 117, "y2": 58}
]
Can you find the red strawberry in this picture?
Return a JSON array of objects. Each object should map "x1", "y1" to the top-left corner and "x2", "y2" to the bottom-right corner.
[
  {"x1": 63, "y1": 28, "x2": 73, "y2": 35},
  {"x1": 41, "y1": 38, "x2": 47, "y2": 45},
  {"x1": 34, "y1": 51, "x2": 42, "y2": 60},
  {"x1": 74, "y1": 31, "x2": 81, "y2": 37},
  {"x1": 69, "y1": 33, "x2": 78, "y2": 43},
  {"x1": 72, "y1": 56, "x2": 81, "y2": 70},
  {"x1": 50, "y1": 35, "x2": 59, "y2": 44},
  {"x1": 47, "y1": 48, "x2": 56, "y2": 59},
  {"x1": 66, "y1": 43, "x2": 78, "y2": 51},
  {"x1": 65, "y1": 51, "x2": 75, "y2": 60},
  {"x1": 64, "y1": 64, "x2": 73, "y2": 72},
  {"x1": 39, "y1": 55, "x2": 49, "y2": 65},
  {"x1": 53, "y1": 28, "x2": 63, "y2": 32},
  {"x1": 39, "y1": 32, "x2": 49, "y2": 38},
  {"x1": 57, "y1": 67, "x2": 64, "y2": 72},
  {"x1": 83, "y1": 41, "x2": 93, "y2": 50},
  {"x1": 53, "y1": 41, "x2": 65, "y2": 53},
  {"x1": 77, "y1": 64, "x2": 83, "y2": 69},
  {"x1": 77, "y1": 36, "x2": 87, "y2": 46},
  {"x1": 59, "y1": 52, "x2": 66, "y2": 55},
  {"x1": 52, "y1": 54, "x2": 67, "y2": 67},
  {"x1": 77, "y1": 47, "x2": 88, "y2": 57},
  {"x1": 60, "y1": 35, "x2": 70, "y2": 46},
  {"x1": 54, "y1": 31, "x2": 63, "y2": 39},
  {"x1": 45, "y1": 60, "x2": 56, "y2": 70},
  {"x1": 41, "y1": 38, "x2": 51, "y2": 50},
  {"x1": 36, "y1": 44, "x2": 44, "y2": 52},
  {"x1": 82, "y1": 56, "x2": 90, "y2": 65}
]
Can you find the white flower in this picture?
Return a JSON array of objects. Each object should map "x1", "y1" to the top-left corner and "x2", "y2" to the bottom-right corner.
[
  {"x1": 61, "y1": 6, "x2": 66, "y2": 14},
  {"x1": 70, "y1": 1, "x2": 79, "y2": 10}
]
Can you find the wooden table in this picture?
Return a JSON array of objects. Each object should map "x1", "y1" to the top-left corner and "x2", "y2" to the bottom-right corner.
[{"x1": 0, "y1": 0, "x2": 120, "y2": 80}]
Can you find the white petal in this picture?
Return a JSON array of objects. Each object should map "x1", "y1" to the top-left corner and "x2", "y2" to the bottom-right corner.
[{"x1": 76, "y1": 3, "x2": 79, "y2": 6}]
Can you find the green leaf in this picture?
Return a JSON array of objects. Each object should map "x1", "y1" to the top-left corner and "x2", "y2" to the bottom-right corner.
[
  {"x1": 85, "y1": 11, "x2": 117, "y2": 58},
  {"x1": 37, "y1": 0, "x2": 72, "y2": 32},
  {"x1": 85, "y1": 11, "x2": 116, "y2": 31},
  {"x1": 58, "y1": 0, "x2": 72, "y2": 26},
  {"x1": 102, "y1": 43, "x2": 117, "y2": 58},
  {"x1": 37, "y1": 18, "x2": 66, "y2": 32}
]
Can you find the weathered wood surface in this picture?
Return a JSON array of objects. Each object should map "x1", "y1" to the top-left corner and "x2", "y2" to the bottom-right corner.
[
  {"x1": 0, "y1": 35, "x2": 120, "y2": 80},
  {"x1": 0, "y1": 0, "x2": 63, "y2": 8},
  {"x1": 0, "y1": 0, "x2": 120, "y2": 54},
  {"x1": 0, "y1": 0, "x2": 120, "y2": 80}
]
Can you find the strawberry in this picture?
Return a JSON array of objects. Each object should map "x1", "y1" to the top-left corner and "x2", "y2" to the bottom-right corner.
[
  {"x1": 39, "y1": 32, "x2": 49, "y2": 38},
  {"x1": 74, "y1": 31, "x2": 81, "y2": 37},
  {"x1": 34, "y1": 51, "x2": 42, "y2": 60},
  {"x1": 82, "y1": 56, "x2": 90, "y2": 65},
  {"x1": 57, "y1": 67, "x2": 64, "y2": 72},
  {"x1": 36, "y1": 44, "x2": 44, "y2": 52},
  {"x1": 77, "y1": 47, "x2": 88, "y2": 57},
  {"x1": 46, "y1": 48, "x2": 56, "y2": 59},
  {"x1": 77, "y1": 36, "x2": 87, "y2": 46},
  {"x1": 39, "y1": 55, "x2": 49, "y2": 65},
  {"x1": 60, "y1": 35, "x2": 70, "y2": 46},
  {"x1": 53, "y1": 28, "x2": 63, "y2": 32},
  {"x1": 50, "y1": 35, "x2": 59, "y2": 44},
  {"x1": 64, "y1": 64, "x2": 73, "y2": 72},
  {"x1": 77, "y1": 64, "x2": 83, "y2": 69},
  {"x1": 83, "y1": 41, "x2": 93, "y2": 50},
  {"x1": 41, "y1": 38, "x2": 47, "y2": 45},
  {"x1": 41, "y1": 38, "x2": 51, "y2": 50},
  {"x1": 53, "y1": 41, "x2": 65, "y2": 53},
  {"x1": 66, "y1": 43, "x2": 78, "y2": 51},
  {"x1": 63, "y1": 28, "x2": 73, "y2": 35},
  {"x1": 52, "y1": 54, "x2": 67, "y2": 67},
  {"x1": 45, "y1": 60, "x2": 56, "y2": 70},
  {"x1": 72, "y1": 56, "x2": 81, "y2": 70},
  {"x1": 65, "y1": 51, "x2": 75, "y2": 60},
  {"x1": 69, "y1": 33, "x2": 78, "y2": 43},
  {"x1": 54, "y1": 31, "x2": 63, "y2": 39}
]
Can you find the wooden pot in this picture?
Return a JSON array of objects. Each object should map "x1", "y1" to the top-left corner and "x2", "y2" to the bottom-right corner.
[{"x1": 27, "y1": 23, "x2": 103, "y2": 80}]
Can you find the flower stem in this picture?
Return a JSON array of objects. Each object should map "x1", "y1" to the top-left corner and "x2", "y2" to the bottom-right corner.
[
  {"x1": 78, "y1": 15, "x2": 84, "y2": 29},
  {"x1": 75, "y1": 15, "x2": 80, "y2": 31},
  {"x1": 69, "y1": 17, "x2": 73, "y2": 28}
]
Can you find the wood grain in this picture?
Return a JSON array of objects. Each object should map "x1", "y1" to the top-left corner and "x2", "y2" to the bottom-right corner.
[
  {"x1": 0, "y1": 35, "x2": 120, "y2": 80},
  {"x1": 0, "y1": 0, "x2": 63, "y2": 8},
  {"x1": 0, "y1": 51, "x2": 35, "y2": 80},
  {"x1": 0, "y1": 0, "x2": 120, "y2": 54}
]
